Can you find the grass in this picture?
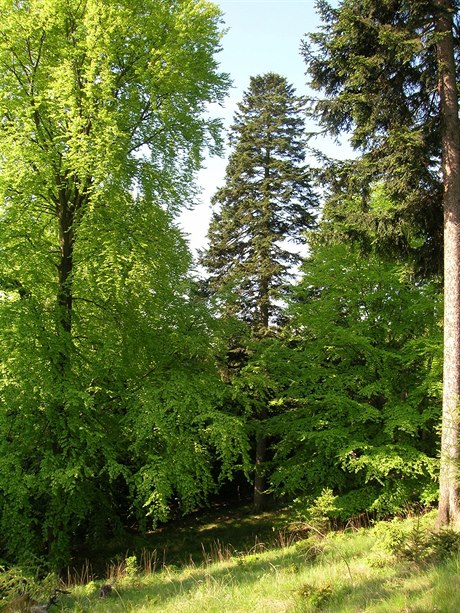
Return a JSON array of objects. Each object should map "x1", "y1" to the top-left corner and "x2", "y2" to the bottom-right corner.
[
  {"x1": 71, "y1": 503, "x2": 289, "y2": 576},
  {"x1": 4, "y1": 508, "x2": 460, "y2": 612}
]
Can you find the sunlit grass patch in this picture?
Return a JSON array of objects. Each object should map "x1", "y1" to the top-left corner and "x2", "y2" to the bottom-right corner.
[{"x1": 6, "y1": 509, "x2": 460, "y2": 612}]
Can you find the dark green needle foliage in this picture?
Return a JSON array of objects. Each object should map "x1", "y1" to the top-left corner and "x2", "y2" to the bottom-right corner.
[
  {"x1": 201, "y1": 72, "x2": 318, "y2": 333},
  {"x1": 302, "y1": 0, "x2": 460, "y2": 527},
  {"x1": 302, "y1": 0, "x2": 460, "y2": 275},
  {"x1": 200, "y1": 73, "x2": 318, "y2": 510}
]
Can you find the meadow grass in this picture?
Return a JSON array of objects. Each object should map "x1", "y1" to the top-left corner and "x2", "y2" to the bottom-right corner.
[
  {"x1": 45, "y1": 509, "x2": 460, "y2": 612},
  {"x1": 3, "y1": 508, "x2": 460, "y2": 612}
]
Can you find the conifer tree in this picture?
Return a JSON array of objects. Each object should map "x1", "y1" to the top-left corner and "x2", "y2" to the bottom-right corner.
[
  {"x1": 202, "y1": 73, "x2": 316, "y2": 328},
  {"x1": 200, "y1": 72, "x2": 318, "y2": 510},
  {"x1": 303, "y1": 0, "x2": 460, "y2": 526}
]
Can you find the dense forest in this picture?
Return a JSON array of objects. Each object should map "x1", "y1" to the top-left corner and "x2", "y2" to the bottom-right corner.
[{"x1": 0, "y1": 0, "x2": 459, "y2": 573}]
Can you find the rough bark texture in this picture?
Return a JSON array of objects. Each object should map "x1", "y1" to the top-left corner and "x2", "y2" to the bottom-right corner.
[{"x1": 436, "y1": 0, "x2": 460, "y2": 528}]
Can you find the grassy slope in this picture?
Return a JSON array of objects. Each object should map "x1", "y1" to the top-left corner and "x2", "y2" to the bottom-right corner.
[{"x1": 51, "y1": 509, "x2": 460, "y2": 613}]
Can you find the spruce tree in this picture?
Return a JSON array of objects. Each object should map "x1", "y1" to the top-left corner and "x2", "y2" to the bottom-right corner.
[
  {"x1": 200, "y1": 72, "x2": 318, "y2": 510},
  {"x1": 202, "y1": 73, "x2": 316, "y2": 329},
  {"x1": 302, "y1": 0, "x2": 460, "y2": 526},
  {"x1": 303, "y1": 0, "x2": 452, "y2": 275}
]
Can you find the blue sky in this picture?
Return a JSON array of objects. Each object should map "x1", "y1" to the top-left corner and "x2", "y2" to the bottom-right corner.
[
  {"x1": 180, "y1": 0, "x2": 345, "y2": 252},
  {"x1": 215, "y1": 0, "x2": 318, "y2": 99}
]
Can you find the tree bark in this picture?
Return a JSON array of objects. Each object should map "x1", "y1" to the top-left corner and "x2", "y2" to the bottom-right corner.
[
  {"x1": 254, "y1": 416, "x2": 267, "y2": 513},
  {"x1": 436, "y1": 0, "x2": 460, "y2": 528},
  {"x1": 57, "y1": 199, "x2": 74, "y2": 336}
]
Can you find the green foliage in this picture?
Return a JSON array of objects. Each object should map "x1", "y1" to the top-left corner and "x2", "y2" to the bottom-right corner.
[
  {"x1": 297, "y1": 581, "x2": 333, "y2": 609},
  {"x1": 292, "y1": 488, "x2": 340, "y2": 535},
  {"x1": 378, "y1": 516, "x2": 460, "y2": 566},
  {"x1": 381, "y1": 517, "x2": 430, "y2": 565},
  {"x1": 201, "y1": 72, "x2": 318, "y2": 330},
  {"x1": 316, "y1": 179, "x2": 442, "y2": 275},
  {"x1": 304, "y1": 0, "x2": 460, "y2": 529},
  {"x1": 268, "y1": 242, "x2": 442, "y2": 515},
  {"x1": 0, "y1": 0, "x2": 249, "y2": 569},
  {"x1": 293, "y1": 538, "x2": 325, "y2": 562},
  {"x1": 123, "y1": 556, "x2": 138, "y2": 581},
  {"x1": 0, "y1": 566, "x2": 60, "y2": 610},
  {"x1": 200, "y1": 72, "x2": 318, "y2": 509},
  {"x1": 303, "y1": 0, "x2": 458, "y2": 274}
]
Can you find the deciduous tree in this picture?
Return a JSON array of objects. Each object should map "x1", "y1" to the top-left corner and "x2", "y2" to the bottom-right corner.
[
  {"x1": 269, "y1": 240, "x2": 442, "y2": 517},
  {"x1": 0, "y1": 0, "x2": 248, "y2": 567}
]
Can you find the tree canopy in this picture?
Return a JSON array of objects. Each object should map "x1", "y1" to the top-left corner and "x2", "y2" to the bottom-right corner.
[
  {"x1": 202, "y1": 72, "x2": 317, "y2": 330},
  {"x1": 200, "y1": 73, "x2": 318, "y2": 510},
  {"x1": 303, "y1": 0, "x2": 460, "y2": 526},
  {"x1": 302, "y1": 0, "x2": 459, "y2": 274},
  {"x1": 0, "y1": 0, "x2": 458, "y2": 572},
  {"x1": 0, "y1": 0, "x2": 249, "y2": 568},
  {"x1": 269, "y1": 240, "x2": 442, "y2": 515}
]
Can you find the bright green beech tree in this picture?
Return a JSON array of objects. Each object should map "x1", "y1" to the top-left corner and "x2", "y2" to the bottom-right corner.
[
  {"x1": 0, "y1": 0, "x2": 248, "y2": 568},
  {"x1": 269, "y1": 242, "x2": 442, "y2": 517}
]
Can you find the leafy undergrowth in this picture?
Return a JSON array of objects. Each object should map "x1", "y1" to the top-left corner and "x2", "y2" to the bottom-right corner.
[{"x1": 4, "y1": 509, "x2": 460, "y2": 612}]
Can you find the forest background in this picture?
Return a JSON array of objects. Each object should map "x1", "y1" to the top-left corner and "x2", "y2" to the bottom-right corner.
[{"x1": 0, "y1": 0, "x2": 458, "y2": 573}]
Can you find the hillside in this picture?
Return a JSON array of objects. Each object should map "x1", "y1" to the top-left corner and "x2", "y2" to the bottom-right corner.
[{"x1": 2, "y1": 508, "x2": 460, "y2": 612}]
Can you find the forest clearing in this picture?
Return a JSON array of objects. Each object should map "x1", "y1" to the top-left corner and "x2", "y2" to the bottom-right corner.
[
  {"x1": 2, "y1": 506, "x2": 460, "y2": 612},
  {"x1": 0, "y1": 1, "x2": 459, "y2": 610}
]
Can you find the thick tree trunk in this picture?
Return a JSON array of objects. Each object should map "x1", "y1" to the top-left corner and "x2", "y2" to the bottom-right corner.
[{"x1": 436, "y1": 0, "x2": 460, "y2": 528}]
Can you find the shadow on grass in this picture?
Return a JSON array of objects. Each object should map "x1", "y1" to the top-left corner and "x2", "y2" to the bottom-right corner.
[
  {"x1": 64, "y1": 515, "x2": 460, "y2": 613},
  {"x1": 303, "y1": 560, "x2": 460, "y2": 613},
  {"x1": 66, "y1": 545, "x2": 313, "y2": 612},
  {"x1": 71, "y1": 503, "x2": 291, "y2": 579}
]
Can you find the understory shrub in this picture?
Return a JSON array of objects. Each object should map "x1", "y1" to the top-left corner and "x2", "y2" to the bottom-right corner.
[{"x1": 377, "y1": 514, "x2": 460, "y2": 566}]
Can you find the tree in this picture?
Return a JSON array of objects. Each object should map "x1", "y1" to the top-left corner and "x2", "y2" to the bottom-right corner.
[
  {"x1": 303, "y1": 0, "x2": 460, "y2": 526},
  {"x1": 0, "y1": 0, "x2": 249, "y2": 568},
  {"x1": 200, "y1": 72, "x2": 318, "y2": 510},
  {"x1": 268, "y1": 240, "x2": 442, "y2": 518},
  {"x1": 435, "y1": 0, "x2": 460, "y2": 529},
  {"x1": 0, "y1": 0, "x2": 228, "y2": 353}
]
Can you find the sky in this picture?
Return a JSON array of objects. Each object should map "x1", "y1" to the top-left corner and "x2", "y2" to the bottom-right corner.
[{"x1": 179, "y1": 0, "x2": 347, "y2": 253}]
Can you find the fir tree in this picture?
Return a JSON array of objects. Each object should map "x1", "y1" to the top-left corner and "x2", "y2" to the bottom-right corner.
[
  {"x1": 202, "y1": 73, "x2": 316, "y2": 330},
  {"x1": 200, "y1": 72, "x2": 318, "y2": 510}
]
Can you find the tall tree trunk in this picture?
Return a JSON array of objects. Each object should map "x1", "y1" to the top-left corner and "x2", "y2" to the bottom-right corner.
[
  {"x1": 436, "y1": 0, "x2": 460, "y2": 528},
  {"x1": 56, "y1": 194, "x2": 75, "y2": 374},
  {"x1": 253, "y1": 187, "x2": 271, "y2": 512},
  {"x1": 254, "y1": 410, "x2": 267, "y2": 513},
  {"x1": 58, "y1": 202, "x2": 74, "y2": 333}
]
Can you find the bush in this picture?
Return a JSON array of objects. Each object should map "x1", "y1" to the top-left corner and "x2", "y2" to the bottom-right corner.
[
  {"x1": 290, "y1": 488, "x2": 341, "y2": 537},
  {"x1": 377, "y1": 515, "x2": 460, "y2": 566}
]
